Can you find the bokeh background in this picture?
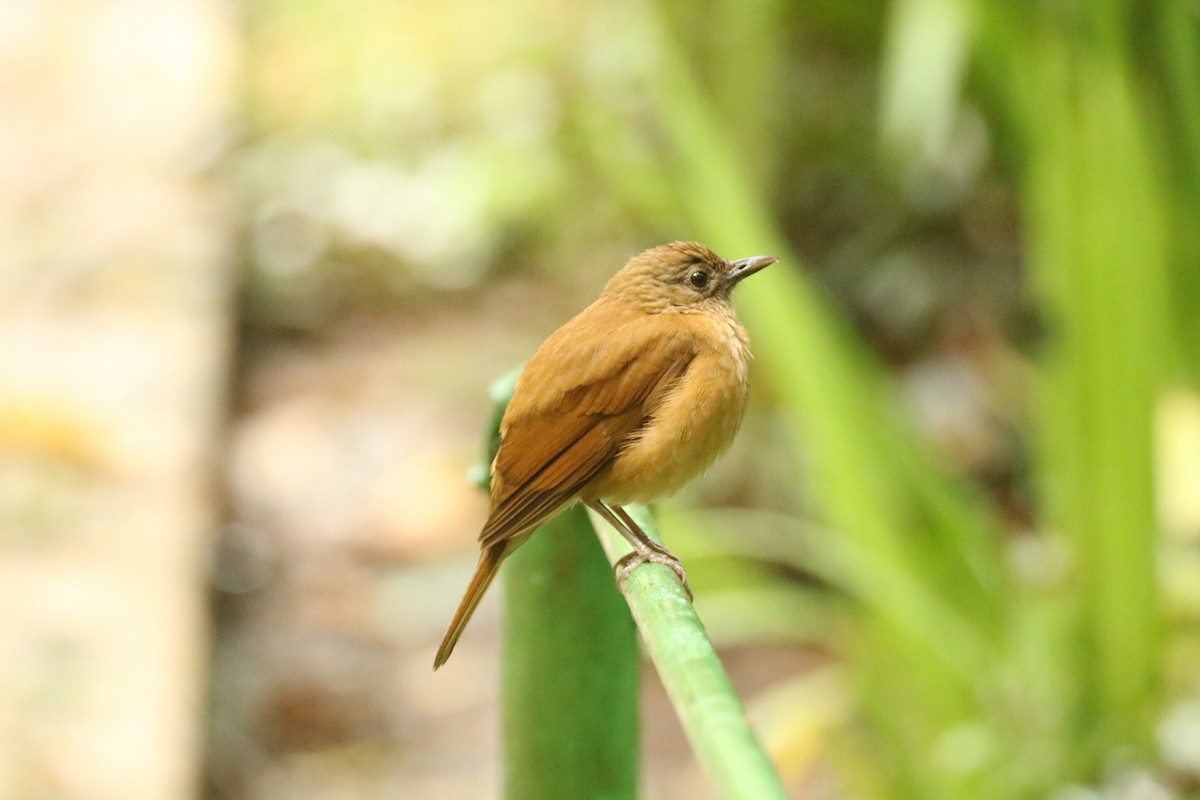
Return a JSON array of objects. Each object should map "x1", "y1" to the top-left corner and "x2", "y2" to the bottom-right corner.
[{"x1": 2, "y1": 0, "x2": 1199, "y2": 798}]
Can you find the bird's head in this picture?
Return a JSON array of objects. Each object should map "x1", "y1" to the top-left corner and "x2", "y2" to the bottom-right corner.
[{"x1": 602, "y1": 241, "x2": 777, "y2": 313}]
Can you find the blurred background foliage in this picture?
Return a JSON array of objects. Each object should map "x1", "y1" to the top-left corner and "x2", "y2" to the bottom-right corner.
[{"x1": 208, "y1": 0, "x2": 1200, "y2": 798}]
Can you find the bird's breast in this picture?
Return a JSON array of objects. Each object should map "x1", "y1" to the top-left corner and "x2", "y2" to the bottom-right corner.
[{"x1": 586, "y1": 313, "x2": 751, "y2": 505}]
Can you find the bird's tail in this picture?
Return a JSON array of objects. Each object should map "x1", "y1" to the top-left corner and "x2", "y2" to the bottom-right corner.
[{"x1": 433, "y1": 545, "x2": 506, "y2": 669}]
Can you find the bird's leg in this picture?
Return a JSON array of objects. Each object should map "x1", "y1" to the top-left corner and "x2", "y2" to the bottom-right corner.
[
  {"x1": 584, "y1": 499, "x2": 691, "y2": 599},
  {"x1": 613, "y1": 505, "x2": 676, "y2": 557}
]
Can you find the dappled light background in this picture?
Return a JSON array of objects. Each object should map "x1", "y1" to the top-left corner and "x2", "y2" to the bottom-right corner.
[{"x1": 3, "y1": 0, "x2": 1200, "y2": 799}]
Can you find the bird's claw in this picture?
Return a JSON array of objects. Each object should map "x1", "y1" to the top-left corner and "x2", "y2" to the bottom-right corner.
[{"x1": 614, "y1": 550, "x2": 693, "y2": 600}]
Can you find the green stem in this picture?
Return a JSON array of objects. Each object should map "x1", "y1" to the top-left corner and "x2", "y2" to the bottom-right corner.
[
  {"x1": 589, "y1": 505, "x2": 790, "y2": 800},
  {"x1": 503, "y1": 504, "x2": 640, "y2": 800}
]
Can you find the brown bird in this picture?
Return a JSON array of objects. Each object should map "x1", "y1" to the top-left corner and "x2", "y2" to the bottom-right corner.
[{"x1": 433, "y1": 241, "x2": 776, "y2": 669}]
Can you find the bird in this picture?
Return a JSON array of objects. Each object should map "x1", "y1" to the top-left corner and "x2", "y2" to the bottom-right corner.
[{"x1": 433, "y1": 241, "x2": 776, "y2": 669}]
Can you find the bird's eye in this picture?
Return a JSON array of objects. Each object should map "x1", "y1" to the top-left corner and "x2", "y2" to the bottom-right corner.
[{"x1": 688, "y1": 270, "x2": 710, "y2": 289}]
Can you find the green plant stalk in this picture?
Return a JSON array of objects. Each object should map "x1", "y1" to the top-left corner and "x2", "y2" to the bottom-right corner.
[
  {"x1": 503, "y1": 504, "x2": 640, "y2": 800},
  {"x1": 488, "y1": 374, "x2": 639, "y2": 800},
  {"x1": 589, "y1": 505, "x2": 790, "y2": 800},
  {"x1": 1154, "y1": 0, "x2": 1200, "y2": 376},
  {"x1": 1013, "y1": 20, "x2": 1166, "y2": 747}
]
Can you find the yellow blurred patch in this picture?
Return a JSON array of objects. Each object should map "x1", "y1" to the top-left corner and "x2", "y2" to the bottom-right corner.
[
  {"x1": 0, "y1": 398, "x2": 109, "y2": 472},
  {"x1": 1157, "y1": 387, "x2": 1200, "y2": 540}
]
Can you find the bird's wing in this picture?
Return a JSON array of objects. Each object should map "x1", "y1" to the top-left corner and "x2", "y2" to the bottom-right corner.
[{"x1": 479, "y1": 328, "x2": 694, "y2": 549}]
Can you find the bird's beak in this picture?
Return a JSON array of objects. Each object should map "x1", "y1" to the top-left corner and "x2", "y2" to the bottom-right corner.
[{"x1": 728, "y1": 255, "x2": 778, "y2": 284}]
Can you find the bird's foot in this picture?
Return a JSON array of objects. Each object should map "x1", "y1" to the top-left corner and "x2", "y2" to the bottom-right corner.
[{"x1": 614, "y1": 550, "x2": 693, "y2": 600}]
